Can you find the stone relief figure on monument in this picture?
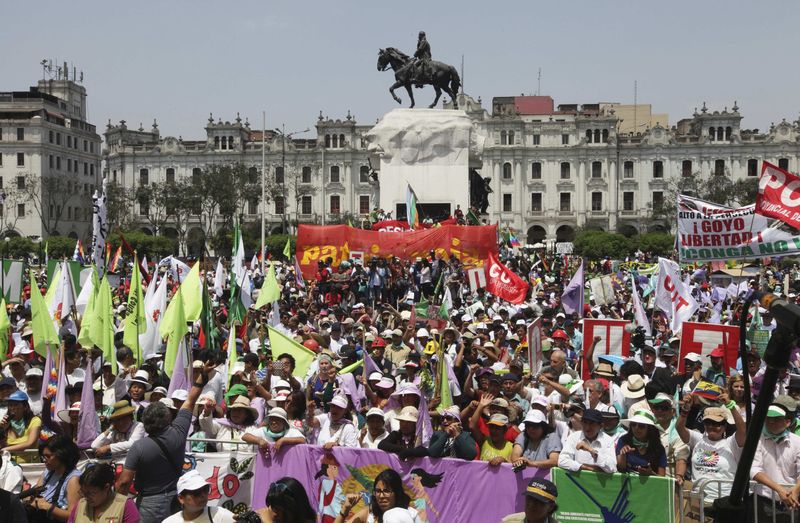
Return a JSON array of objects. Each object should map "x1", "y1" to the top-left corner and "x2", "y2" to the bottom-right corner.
[{"x1": 377, "y1": 32, "x2": 461, "y2": 109}]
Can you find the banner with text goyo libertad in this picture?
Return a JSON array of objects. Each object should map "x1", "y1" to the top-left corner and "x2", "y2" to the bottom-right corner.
[
  {"x1": 296, "y1": 224, "x2": 498, "y2": 279},
  {"x1": 552, "y1": 469, "x2": 675, "y2": 523},
  {"x1": 251, "y1": 444, "x2": 547, "y2": 522}
]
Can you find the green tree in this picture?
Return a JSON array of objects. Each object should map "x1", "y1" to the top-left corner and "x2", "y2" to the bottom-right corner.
[
  {"x1": 107, "y1": 230, "x2": 175, "y2": 259},
  {"x1": 573, "y1": 230, "x2": 633, "y2": 259},
  {"x1": 632, "y1": 232, "x2": 675, "y2": 256},
  {"x1": 46, "y1": 236, "x2": 78, "y2": 259},
  {"x1": 106, "y1": 181, "x2": 136, "y2": 231}
]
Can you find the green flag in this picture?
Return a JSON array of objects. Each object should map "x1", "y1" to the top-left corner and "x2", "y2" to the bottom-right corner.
[
  {"x1": 29, "y1": 271, "x2": 60, "y2": 357},
  {"x1": 436, "y1": 347, "x2": 453, "y2": 413},
  {"x1": 163, "y1": 285, "x2": 189, "y2": 376},
  {"x1": 77, "y1": 267, "x2": 99, "y2": 348},
  {"x1": 200, "y1": 281, "x2": 218, "y2": 352},
  {"x1": 414, "y1": 298, "x2": 430, "y2": 319},
  {"x1": 0, "y1": 299, "x2": 9, "y2": 361},
  {"x1": 226, "y1": 319, "x2": 238, "y2": 387},
  {"x1": 123, "y1": 254, "x2": 147, "y2": 364},
  {"x1": 438, "y1": 287, "x2": 452, "y2": 320},
  {"x1": 267, "y1": 326, "x2": 316, "y2": 378},
  {"x1": 466, "y1": 208, "x2": 481, "y2": 225},
  {"x1": 255, "y1": 263, "x2": 281, "y2": 309},
  {"x1": 283, "y1": 237, "x2": 292, "y2": 259},
  {"x1": 92, "y1": 277, "x2": 118, "y2": 373}
]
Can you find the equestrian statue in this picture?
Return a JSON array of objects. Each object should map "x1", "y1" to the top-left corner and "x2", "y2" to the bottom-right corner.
[{"x1": 377, "y1": 31, "x2": 461, "y2": 109}]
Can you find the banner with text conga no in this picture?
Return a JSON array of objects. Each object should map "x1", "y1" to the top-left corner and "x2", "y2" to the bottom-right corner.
[{"x1": 296, "y1": 224, "x2": 498, "y2": 279}]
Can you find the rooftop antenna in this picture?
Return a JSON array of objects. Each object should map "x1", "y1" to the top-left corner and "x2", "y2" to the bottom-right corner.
[
  {"x1": 537, "y1": 68, "x2": 542, "y2": 96},
  {"x1": 634, "y1": 80, "x2": 638, "y2": 133}
]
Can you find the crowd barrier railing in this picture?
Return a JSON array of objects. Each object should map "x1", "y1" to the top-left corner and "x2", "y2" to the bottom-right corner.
[{"x1": 684, "y1": 478, "x2": 797, "y2": 523}]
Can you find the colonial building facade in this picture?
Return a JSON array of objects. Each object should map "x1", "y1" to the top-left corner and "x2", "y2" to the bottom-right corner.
[
  {"x1": 0, "y1": 71, "x2": 102, "y2": 240},
  {"x1": 104, "y1": 92, "x2": 800, "y2": 249}
]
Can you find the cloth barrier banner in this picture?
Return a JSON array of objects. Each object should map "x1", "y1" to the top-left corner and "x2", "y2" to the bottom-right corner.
[
  {"x1": 677, "y1": 193, "x2": 800, "y2": 262},
  {"x1": 678, "y1": 322, "x2": 740, "y2": 374},
  {"x1": 19, "y1": 451, "x2": 255, "y2": 512},
  {"x1": 552, "y1": 468, "x2": 675, "y2": 523},
  {"x1": 582, "y1": 319, "x2": 631, "y2": 379},
  {"x1": 251, "y1": 444, "x2": 548, "y2": 522},
  {"x1": 296, "y1": 224, "x2": 498, "y2": 279}
]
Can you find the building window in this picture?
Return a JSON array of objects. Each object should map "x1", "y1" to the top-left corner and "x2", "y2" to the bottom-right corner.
[
  {"x1": 532, "y1": 134, "x2": 540, "y2": 145},
  {"x1": 531, "y1": 193, "x2": 542, "y2": 212},
  {"x1": 591, "y1": 161, "x2": 602, "y2": 178},
  {"x1": 192, "y1": 168, "x2": 202, "y2": 184},
  {"x1": 359, "y1": 195, "x2": 370, "y2": 215},
  {"x1": 17, "y1": 204, "x2": 24, "y2": 217},
  {"x1": 714, "y1": 159, "x2": 725, "y2": 176},
  {"x1": 779, "y1": 158, "x2": 789, "y2": 171},
  {"x1": 325, "y1": 135, "x2": 331, "y2": 148},
  {"x1": 652, "y1": 191, "x2": 664, "y2": 211},
  {"x1": 275, "y1": 166, "x2": 284, "y2": 184},
  {"x1": 623, "y1": 191, "x2": 634, "y2": 211},
  {"x1": 531, "y1": 162, "x2": 542, "y2": 180},
  {"x1": 339, "y1": 134, "x2": 345, "y2": 147},
  {"x1": 16, "y1": 128, "x2": 24, "y2": 141},
  {"x1": 330, "y1": 166, "x2": 340, "y2": 183},
  {"x1": 682, "y1": 160, "x2": 693, "y2": 177},
  {"x1": 139, "y1": 169, "x2": 149, "y2": 185},
  {"x1": 16, "y1": 153, "x2": 24, "y2": 167},
  {"x1": 48, "y1": 155, "x2": 52, "y2": 169},
  {"x1": 602, "y1": 129, "x2": 609, "y2": 143},
  {"x1": 725, "y1": 127, "x2": 732, "y2": 141},
  {"x1": 302, "y1": 166, "x2": 312, "y2": 184},
  {"x1": 248, "y1": 198, "x2": 258, "y2": 215},
  {"x1": 56, "y1": 133, "x2": 61, "y2": 145},
  {"x1": 561, "y1": 134, "x2": 569, "y2": 145},
  {"x1": 166, "y1": 168, "x2": 175, "y2": 184},
  {"x1": 591, "y1": 192, "x2": 602, "y2": 211},
  {"x1": 653, "y1": 160, "x2": 663, "y2": 178},
  {"x1": 214, "y1": 136, "x2": 220, "y2": 149},
  {"x1": 502, "y1": 162, "x2": 513, "y2": 180},
  {"x1": 623, "y1": 161, "x2": 634, "y2": 178},
  {"x1": 48, "y1": 131, "x2": 53, "y2": 143},
  {"x1": 359, "y1": 165, "x2": 370, "y2": 183},
  {"x1": 507, "y1": 130, "x2": 515, "y2": 145},
  {"x1": 83, "y1": 163, "x2": 88, "y2": 175},
  {"x1": 560, "y1": 162, "x2": 570, "y2": 179},
  {"x1": 138, "y1": 196, "x2": 148, "y2": 216},
  {"x1": 502, "y1": 193, "x2": 512, "y2": 212},
  {"x1": 67, "y1": 158, "x2": 72, "y2": 172},
  {"x1": 560, "y1": 193, "x2": 571, "y2": 212},
  {"x1": 67, "y1": 135, "x2": 72, "y2": 148},
  {"x1": 16, "y1": 176, "x2": 24, "y2": 190},
  {"x1": 56, "y1": 157, "x2": 61, "y2": 170},
  {"x1": 586, "y1": 130, "x2": 593, "y2": 143},
  {"x1": 83, "y1": 140, "x2": 88, "y2": 152},
  {"x1": 747, "y1": 159, "x2": 759, "y2": 177},
  {"x1": 500, "y1": 130, "x2": 507, "y2": 145},
  {"x1": 301, "y1": 195, "x2": 312, "y2": 215},
  {"x1": 330, "y1": 195, "x2": 340, "y2": 214},
  {"x1": 274, "y1": 196, "x2": 285, "y2": 215},
  {"x1": 90, "y1": 164, "x2": 95, "y2": 176}
]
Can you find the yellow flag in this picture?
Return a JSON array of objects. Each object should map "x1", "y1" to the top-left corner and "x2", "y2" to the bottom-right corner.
[
  {"x1": 123, "y1": 255, "x2": 146, "y2": 364},
  {"x1": 254, "y1": 263, "x2": 281, "y2": 309},
  {"x1": 163, "y1": 285, "x2": 189, "y2": 375},
  {"x1": 29, "y1": 271, "x2": 60, "y2": 357},
  {"x1": 0, "y1": 299, "x2": 9, "y2": 361},
  {"x1": 91, "y1": 277, "x2": 118, "y2": 374}
]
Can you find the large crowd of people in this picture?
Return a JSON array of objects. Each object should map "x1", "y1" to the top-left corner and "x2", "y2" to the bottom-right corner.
[{"x1": 0, "y1": 229, "x2": 800, "y2": 523}]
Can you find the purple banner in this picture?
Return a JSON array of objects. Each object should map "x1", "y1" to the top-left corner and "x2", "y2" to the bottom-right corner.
[{"x1": 252, "y1": 444, "x2": 547, "y2": 523}]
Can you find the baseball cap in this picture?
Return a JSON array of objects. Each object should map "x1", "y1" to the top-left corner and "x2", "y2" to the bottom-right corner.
[
  {"x1": 703, "y1": 407, "x2": 728, "y2": 423},
  {"x1": 581, "y1": 408, "x2": 603, "y2": 424},
  {"x1": 488, "y1": 413, "x2": 509, "y2": 426},
  {"x1": 684, "y1": 352, "x2": 702, "y2": 363},
  {"x1": 709, "y1": 347, "x2": 725, "y2": 358},
  {"x1": 524, "y1": 478, "x2": 558, "y2": 503},
  {"x1": 176, "y1": 470, "x2": 210, "y2": 494},
  {"x1": 366, "y1": 407, "x2": 385, "y2": 419},
  {"x1": 329, "y1": 395, "x2": 349, "y2": 410},
  {"x1": 767, "y1": 404, "x2": 790, "y2": 418}
]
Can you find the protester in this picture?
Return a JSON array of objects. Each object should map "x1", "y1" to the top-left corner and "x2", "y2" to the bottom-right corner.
[
  {"x1": 557, "y1": 408, "x2": 617, "y2": 473},
  {"x1": 616, "y1": 410, "x2": 667, "y2": 476},
  {"x1": 163, "y1": 470, "x2": 235, "y2": 522},
  {"x1": 306, "y1": 395, "x2": 359, "y2": 448},
  {"x1": 428, "y1": 406, "x2": 478, "y2": 460},
  {"x1": 25, "y1": 435, "x2": 82, "y2": 522},
  {"x1": 249, "y1": 476, "x2": 316, "y2": 523},
  {"x1": 1, "y1": 390, "x2": 41, "y2": 460},
  {"x1": 91, "y1": 400, "x2": 145, "y2": 457},
  {"x1": 511, "y1": 409, "x2": 562, "y2": 470},
  {"x1": 199, "y1": 394, "x2": 259, "y2": 451},
  {"x1": 336, "y1": 469, "x2": 420, "y2": 523},
  {"x1": 69, "y1": 463, "x2": 139, "y2": 523},
  {"x1": 242, "y1": 407, "x2": 306, "y2": 454},
  {"x1": 501, "y1": 478, "x2": 559, "y2": 523}
]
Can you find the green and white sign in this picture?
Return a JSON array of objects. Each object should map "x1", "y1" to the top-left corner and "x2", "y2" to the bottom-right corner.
[{"x1": 1, "y1": 260, "x2": 24, "y2": 304}]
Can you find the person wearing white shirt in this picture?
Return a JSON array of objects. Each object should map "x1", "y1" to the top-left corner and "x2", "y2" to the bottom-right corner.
[
  {"x1": 163, "y1": 470, "x2": 235, "y2": 523},
  {"x1": 0, "y1": 451, "x2": 23, "y2": 493},
  {"x1": 557, "y1": 408, "x2": 617, "y2": 473},
  {"x1": 359, "y1": 408, "x2": 389, "y2": 449},
  {"x1": 307, "y1": 395, "x2": 359, "y2": 448},
  {"x1": 23, "y1": 368, "x2": 43, "y2": 417},
  {"x1": 91, "y1": 400, "x2": 146, "y2": 456}
]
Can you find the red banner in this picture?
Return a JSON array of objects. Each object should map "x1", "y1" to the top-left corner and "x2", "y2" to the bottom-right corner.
[
  {"x1": 756, "y1": 161, "x2": 800, "y2": 228},
  {"x1": 582, "y1": 319, "x2": 631, "y2": 379},
  {"x1": 678, "y1": 322, "x2": 739, "y2": 374},
  {"x1": 484, "y1": 252, "x2": 529, "y2": 304},
  {"x1": 296, "y1": 224, "x2": 498, "y2": 279}
]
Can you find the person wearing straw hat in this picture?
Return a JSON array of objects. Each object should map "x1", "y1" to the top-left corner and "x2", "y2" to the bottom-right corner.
[
  {"x1": 750, "y1": 402, "x2": 800, "y2": 520},
  {"x1": 478, "y1": 413, "x2": 514, "y2": 465},
  {"x1": 242, "y1": 407, "x2": 306, "y2": 455},
  {"x1": 615, "y1": 409, "x2": 667, "y2": 476},
  {"x1": 91, "y1": 400, "x2": 145, "y2": 457},
  {"x1": 378, "y1": 406, "x2": 429, "y2": 459},
  {"x1": 199, "y1": 395, "x2": 259, "y2": 452}
]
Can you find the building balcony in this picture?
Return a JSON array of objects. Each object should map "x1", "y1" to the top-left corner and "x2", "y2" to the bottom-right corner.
[{"x1": 558, "y1": 209, "x2": 573, "y2": 216}]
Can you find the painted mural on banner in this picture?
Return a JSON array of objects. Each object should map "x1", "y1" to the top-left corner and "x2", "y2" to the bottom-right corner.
[
  {"x1": 678, "y1": 322, "x2": 740, "y2": 374},
  {"x1": 552, "y1": 469, "x2": 675, "y2": 523},
  {"x1": 20, "y1": 451, "x2": 255, "y2": 513},
  {"x1": 251, "y1": 444, "x2": 548, "y2": 522},
  {"x1": 296, "y1": 224, "x2": 498, "y2": 279},
  {"x1": 677, "y1": 193, "x2": 800, "y2": 262},
  {"x1": 582, "y1": 319, "x2": 631, "y2": 379}
]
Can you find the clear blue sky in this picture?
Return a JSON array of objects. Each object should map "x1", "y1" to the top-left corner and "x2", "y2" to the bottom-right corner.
[{"x1": 4, "y1": 1, "x2": 798, "y2": 139}]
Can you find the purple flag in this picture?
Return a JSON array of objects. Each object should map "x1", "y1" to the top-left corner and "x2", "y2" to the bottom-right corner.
[
  {"x1": 338, "y1": 374, "x2": 366, "y2": 411},
  {"x1": 77, "y1": 359, "x2": 100, "y2": 449},
  {"x1": 561, "y1": 260, "x2": 584, "y2": 315},
  {"x1": 167, "y1": 338, "x2": 190, "y2": 397},
  {"x1": 251, "y1": 444, "x2": 548, "y2": 522},
  {"x1": 53, "y1": 349, "x2": 69, "y2": 426}
]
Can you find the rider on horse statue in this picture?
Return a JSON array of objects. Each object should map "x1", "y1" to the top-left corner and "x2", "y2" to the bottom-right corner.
[{"x1": 414, "y1": 31, "x2": 431, "y2": 88}]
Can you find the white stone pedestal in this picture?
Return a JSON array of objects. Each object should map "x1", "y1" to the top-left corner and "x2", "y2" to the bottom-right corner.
[{"x1": 367, "y1": 109, "x2": 477, "y2": 220}]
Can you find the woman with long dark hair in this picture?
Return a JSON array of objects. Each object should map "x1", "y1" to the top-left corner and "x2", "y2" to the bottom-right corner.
[
  {"x1": 0, "y1": 390, "x2": 42, "y2": 461},
  {"x1": 252, "y1": 476, "x2": 316, "y2": 523},
  {"x1": 25, "y1": 435, "x2": 82, "y2": 522},
  {"x1": 335, "y1": 469, "x2": 420, "y2": 523},
  {"x1": 615, "y1": 410, "x2": 667, "y2": 476}
]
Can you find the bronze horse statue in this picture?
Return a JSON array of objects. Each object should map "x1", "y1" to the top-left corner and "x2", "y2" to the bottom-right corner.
[{"x1": 377, "y1": 47, "x2": 461, "y2": 109}]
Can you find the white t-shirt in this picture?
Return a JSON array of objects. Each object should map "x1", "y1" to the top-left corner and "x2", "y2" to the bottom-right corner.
[
  {"x1": 314, "y1": 413, "x2": 359, "y2": 447},
  {"x1": 360, "y1": 430, "x2": 389, "y2": 449},
  {"x1": 163, "y1": 506, "x2": 236, "y2": 523},
  {"x1": 688, "y1": 431, "x2": 743, "y2": 504}
]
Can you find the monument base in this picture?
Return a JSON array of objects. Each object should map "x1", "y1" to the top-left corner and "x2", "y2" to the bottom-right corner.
[{"x1": 367, "y1": 108, "x2": 476, "y2": 221}]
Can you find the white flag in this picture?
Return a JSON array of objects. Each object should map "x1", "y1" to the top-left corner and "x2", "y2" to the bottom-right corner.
[
  {"x1": 213, "y1": 258, "x2": 226, "y2": 299},
  {"x1": 75, "y1": 268, "x2": 95, "y2": 316},
  {"x1": 250, "y1": 254, "x2": 259, "y2": 272},
  {"x1": 159, "y1": 256, "x2": 190, "y2": 284},
  {"x1": 140, "y1": 273, "x2": 168, "y2": 358},
  {"x1": 141, "y1": 255, "x2": 149, "y2": 277},
  {"x1": 240, "y1": 271, "x2": 253, "y2": 309},
  {"x1": 631, "y1": 277, "x2": 651, "y2": 336},
  {"x1": 91, "y1": 178, "x2": 108, "y2": 274},
  {"x1": 655, "y1": 257, "x2": 698, "y2": 332},
  {"x1": 49, "y1": 261, "x2": 77, "y2": 321}
]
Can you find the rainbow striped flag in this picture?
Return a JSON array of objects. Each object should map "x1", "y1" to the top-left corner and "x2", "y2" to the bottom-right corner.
[{"x1": 108, "y1": 246, "x2": 122, "y2": 272}]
